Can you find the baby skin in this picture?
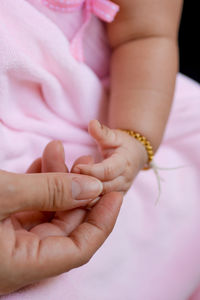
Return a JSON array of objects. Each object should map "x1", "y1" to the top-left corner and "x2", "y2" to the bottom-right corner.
[
  {"x1": 72, "y1": 119, "x2": 148, "y2": 195},
  {"x1": 72, "y1": 0, "x2": 183, "y2": 198}
]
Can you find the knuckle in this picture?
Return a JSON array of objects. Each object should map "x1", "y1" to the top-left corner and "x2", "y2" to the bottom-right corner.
[
  {"x1": 104, "y1": 163, "x2": 115, "y2": 180},
  {"x1": 103, "y1": 181, "x2": 113, "y2": 193},
  {"x1": 46, "y1": 175, "x2": 66, "y2": 210},
  {"x1": 0, "y1": 173, "x2": 18, "y2": 218}
]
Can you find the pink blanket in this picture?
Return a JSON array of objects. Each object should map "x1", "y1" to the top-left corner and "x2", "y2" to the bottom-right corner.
[{"x1": 1, "y1": 1, "x2": 200, "y2": 299}]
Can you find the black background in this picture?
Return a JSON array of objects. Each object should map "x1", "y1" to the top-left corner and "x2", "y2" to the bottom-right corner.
[{"x1": 179, "y1": 0, "x2": 200, "y2": 83}]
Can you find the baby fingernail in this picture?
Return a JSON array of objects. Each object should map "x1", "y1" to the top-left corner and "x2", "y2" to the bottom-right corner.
[
  {"x1": 72, "y1": 177, "x2": 103, "y2": 200},
  {"x1": 96, "y1": 120, "x2": 101, "y2": 127},
  {"x1": 96, "y1": 120, "x2": 104, "y2": 129}
]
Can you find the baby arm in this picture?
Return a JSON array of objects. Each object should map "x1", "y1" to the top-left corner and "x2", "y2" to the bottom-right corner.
[
  {"x1": 107, "y1": 0, "x2": 183, "y2": 151},
  {"x1": 73, "y1": 0, "x2": 183, "y2": 194}
]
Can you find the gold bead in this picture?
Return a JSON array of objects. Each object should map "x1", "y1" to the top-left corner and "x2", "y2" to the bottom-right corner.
[{"x1": 119, "y1": 129, "x2": 154, "y2": 169}]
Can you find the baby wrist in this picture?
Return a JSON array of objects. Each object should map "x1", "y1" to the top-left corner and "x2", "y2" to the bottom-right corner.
[{"x1": 118, "y1": 129, "x2": 154, "y2": 170}]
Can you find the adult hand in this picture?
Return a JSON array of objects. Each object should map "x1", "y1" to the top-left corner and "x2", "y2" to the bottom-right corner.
[{"x1": 0, "y1": 141, "x2": 123, "y2": 295}]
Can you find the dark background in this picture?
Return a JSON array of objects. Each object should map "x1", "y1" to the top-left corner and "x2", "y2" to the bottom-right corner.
[{"x1": 179, "y1": 0, "x2": 200, "y2": 83}]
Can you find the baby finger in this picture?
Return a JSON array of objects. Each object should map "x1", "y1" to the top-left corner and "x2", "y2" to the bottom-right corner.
[
  {"x1": 102, "y1": 176, "x2": 130, "y2": 194},
  {"x1": 73, "y1": 153, "x2": 125, "y2": 181}
]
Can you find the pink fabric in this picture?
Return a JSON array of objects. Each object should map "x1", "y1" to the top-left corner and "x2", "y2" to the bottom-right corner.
[
  {"x1": 42, "y1": 0, "x2": 119, "y2": 21},
  {"x1": 1, "y1": 0, "x2": 200, "y2": 299},
  {"x1": 42, "y1": 0, "x2": 86, "y2": 12},
  {"x1": 42, "y1": 0, "x2": 119, "y2": 61}
]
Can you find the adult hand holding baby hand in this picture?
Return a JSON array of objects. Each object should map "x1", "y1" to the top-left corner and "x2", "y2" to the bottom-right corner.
[
  {"x1": 0, "y1": 141, "x2": 122, "y2": 295},
  {"x1": 72, "y1": 120, "x2": 148, "y2": 194}
]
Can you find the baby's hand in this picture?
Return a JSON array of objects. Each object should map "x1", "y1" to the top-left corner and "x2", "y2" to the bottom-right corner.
[{"x1": 72, "y1": 120, "x2": 148, "y2": 194}]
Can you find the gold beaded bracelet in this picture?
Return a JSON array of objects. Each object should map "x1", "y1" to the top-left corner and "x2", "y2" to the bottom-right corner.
[{"x1": 119, "y1": 129, "x2": 154, "y2": 170}]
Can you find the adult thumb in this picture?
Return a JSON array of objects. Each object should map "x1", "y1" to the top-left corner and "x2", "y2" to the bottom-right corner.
[{"x1": 0, "y1": 170, "x2": 103, "y2": 220}]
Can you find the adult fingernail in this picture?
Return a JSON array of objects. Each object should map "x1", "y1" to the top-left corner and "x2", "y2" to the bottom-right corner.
[
  {"x1": 56, "y1": 141, "x2": 65, "y2": 159},
  {"x1": 86, "y1": 196, "x2": 101, "y2": 208},
  {"x1": 72, "y1": 177, "x2": 103, "y2": 200}
]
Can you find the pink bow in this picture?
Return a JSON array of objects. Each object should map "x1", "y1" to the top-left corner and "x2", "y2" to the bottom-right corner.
[
  {"x1": 42, "y1": 0, "x2": 119, "y2": 61},
  {"x1": 42, "y1": 0, "x2": 119, "y2": 22}
]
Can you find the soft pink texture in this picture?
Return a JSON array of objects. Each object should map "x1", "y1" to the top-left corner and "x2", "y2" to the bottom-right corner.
[
  {"x1": 42, "y1": 0, "x2": 119, "y2": 61},
  {"x1": 1, "y1": 1, "x2": 200, "y2": 299}
]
